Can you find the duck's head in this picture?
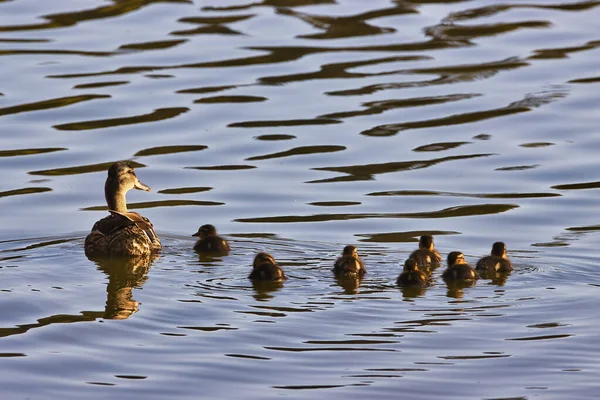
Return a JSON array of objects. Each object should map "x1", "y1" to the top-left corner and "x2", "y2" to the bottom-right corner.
[
  {"x1": 105, "y1": 162, "x2": 150, "y2": 212},
  {"x1": 403, "y1": 258, "x2": 419, "y2": 272},
  {"x1": 342, "y1": 245, "x2": 358, "y2": 258},
  {"x1": 447, "y1": 251, "x2": 466, "y2": 266},
  {"x1": 491, "y1": 241, "x2": 507, "y2": 258},
  {"x1": 192, "y1": 224, "x2": 217, "y2": 238},
  {"x1": 253, "y1": 252, "x2": 276, "y2": 267},
  {"x1": 419, "y1": 235, "x2": 434, "y2": 250}
]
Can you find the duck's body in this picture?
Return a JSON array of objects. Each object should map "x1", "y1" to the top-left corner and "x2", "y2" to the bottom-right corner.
[
  {"x1": 333, "y1": 245, "x2": 366, "y2": 278},
  {"x1": 442, "y1": 251, "x2": 479, "y2": 281},
  {"x1": 396, "y1": 259, "x2": 429, "y2": 287},
  {"x1": 192, "y1": 224, "x2": 230, "y2": 255},
  {"x1": 409, "y1": 235, "x2": 442, "y2": 269},
  {"x1": 85, "y1": 162, "x2": 161, "y2": 258},
  {"x1": 476, "y1": 242, "x2": 512, "y2": 273},
  {"x1": 249, "y1": 252, "x2": 286, "y2": 282}
]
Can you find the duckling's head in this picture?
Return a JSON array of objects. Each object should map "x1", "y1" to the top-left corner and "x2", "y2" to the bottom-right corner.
[
  {"x1": 192, "y1": 224, "x2": 217, "y2": 238},
  {"x1": 342, "y1": 245, "x2": 358, "y2": 257},
  {"x1": 253, "y1": 252, "x2": 276, "y2": 268},
  {"x1": 403, "y1": 258, "x2": 419, "y2": 272},
  {"x1": 491, "y1": 241, "x2": 507, "y2": 258},
  {"x1": 447, "y1": 251, "x2": 466, "y2": 266},
  {"x1": 419, "y1": 235, "x2": 434, "y2": 250}
]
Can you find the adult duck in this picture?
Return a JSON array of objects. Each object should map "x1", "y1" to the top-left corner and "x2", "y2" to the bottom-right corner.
[{"x1": 85, "y1": 162, "x2": 161, "y2": 258}]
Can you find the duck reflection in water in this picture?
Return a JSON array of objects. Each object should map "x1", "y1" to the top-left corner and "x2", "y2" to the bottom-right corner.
[
  {"x1": 192, "y1": 224, "x2": 230, "y2": 256},
  {"x1": 91, "y1": 254, "x2": 156, "y2": 319}
]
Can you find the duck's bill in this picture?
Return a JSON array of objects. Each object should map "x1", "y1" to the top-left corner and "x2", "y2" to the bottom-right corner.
[
  {"x1": 134, "y1": 179, "x2": 151, "y2": 191},
  {"x1": 192, "y1": 232, "x2": 200, "y2": 237}
]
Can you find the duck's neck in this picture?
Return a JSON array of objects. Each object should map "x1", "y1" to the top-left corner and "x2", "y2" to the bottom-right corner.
[{"x1": 105, "y1": 182, "x2": 128, "y2": 213}]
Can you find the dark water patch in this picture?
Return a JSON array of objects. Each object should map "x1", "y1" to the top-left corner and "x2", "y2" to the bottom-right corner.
[
  {"x1": 0, "y1": 38, "x2": 50, "y2": 43},
  {"x1": 202, "y1": 1, "x2": 337, "y2": 13},
  {"x1": 0, "y1": 311, "x2": 103, "y2": 339},
  {"x1": 178, "y1": 14, "x2": 255, "y2": 25},
  {"x1": 53, "y1": 107, "x2": 190, "y2": 131},
  {"x1": 259, "y1": 55, "x2": 430, "y2": 85},
  {"x1": 320, "y1": 94, "x2": 478, "y2": 120},
  {"x1": 310, "y1": 153, "x2": 494, "y2": 183},
  {"x1": 0, "y1": 238, "x2": 78, "y2": 253},
  {"x1": 235, "y1": 204, "x2": 518, "y2": 224},
  {"x1": 134, "y1": 145, "x2": 207, "y2": 157},
  {"x1": 225, "y1": 353, "x2": 270, "y2": 360},
  {"x1": 264, "y1": 346, "x2": 396, "y2": 353},
  {"x1": 246, "y1": 145, "x2": 345, "y2": 161},
  {"x1": 172, "y1": 24, "x2": 244, "y2": 36},
  {"x1": 0, "y1": 187, "x2": 52, "y2": 198},
  {"x1": 254, "y1": 134, "x2": 296, "y2": 141},
  {"x1": 186, "y1": 165, "x2": 256, "y2": 171},
  {"x1": 357, "y1": 230, "x2": 459, "y2": 243},
  {"x1": 438, "y1": 354, "x2": 511, "y2": 360},
  {"x1": 367, "y1": 189, "x2": 559, "y2": 199},
  {"x1": 304, "y1": 339, "x2": 396, "y2": 345},
  {"x1": 566, "y1": 224, "x2": 600, "y2": 232},
  {"x1": 552, "y1": 181, "x2": 600, "y2": 190},
  {"x1": 114, "y1": 375, "x2": 147, "y2": 380},
  {"x1": 0, "y1": 49, "x2": 113, "y2": 57},
  {"x1": 160, "y1": 332, "x2": 187, "y2": 337},
  {"x1": 413, "y1": 141, "x2": 471, "y2": 152},
  {"x1": 520, "y1": 142, "x2": 554, "y2": 148},
  {"x1": 119, "y1": 39, "x2": 187, "y2": 51},
  {"x1": 86, "y1": 382, "x2": 116, "y2": 386},
  {"x1": 179, "y1": 326, "x2": 238, "y2": 332},
  {"x1": 527, "y1": 322, "x2": 568, "y2": 329},
  {"x1": 426, "y1": 20, "x2": 551, "y2": 41},
  {"x1": 73, "y1": 80, "x2": 129, "y2": 89},
  {"x1": 568, "y1": 76, "x2": 600, "y2": 84},
  {"x1": 177, "y1": 85, "x2": 238, "y2": 94},
  {"x1": 82, "y1": 199, "x2": 224, "y2": 211},
  {"x1": 0, "y1": 353, "x2": 26, "y2": 358},
  {"x1": 309, "y1": 201, "x2": 361, "y2": 207},
  {"x1": 29, "y1": 161, "x2": 145, "y2": 176},
  {"x1": 158, "y1": 187, "x2": 212, "y2": 195},
  {"x1": 495, "y1": 165, "x2": 539, "y2": 171},
  {"x1": 145, "y1": 74, "x2": 174, "y2": 79},
  {"x1": 0, "y1": 0, "x2": 190, "y2": 33},
  {"x1": 0, "y1": 94, "x2": 109, "y2": 117},
  {"x1": 273, "y1": 384, "x2": 355, "y2": 390},
  {"x1": 529, "y1": 40, "x2": 600, "y2": 60},
  {"x1": 194, "y1": 95, "x2": 267, "y2": 104},
  {"x1": 229, "y1": 118, "x2": 340, "y2": 128},
  {"x1": 506, "y1": 334, "x2": 572, "y2": 341}
]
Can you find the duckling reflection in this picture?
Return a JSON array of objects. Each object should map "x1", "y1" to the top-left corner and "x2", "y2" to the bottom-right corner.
[
  {"x1": 91, "y1": 254, "x2": 156, "y2": 319},
  {"x1": 442, "y1": 251, "x2": 479, "y2": 282},
  {"x1": 192, "y1": 224, "x2": 230, "y2": 256},
  {"x1": 334, "y1": 275, "x2": 362, "y2": 294},
  {"x1": 409, "y1": 235, "x2": 442, "y2": 270},
  {"x1": 251, "y1": 279, "x2": 284, "y2": 301},
  {"x1": 333, "y1": 245, "x2": 366, "y2": 278},
  {"x1": 248, "y1": 252, "x2": 286, "y2": 282},
  {"x1": 476, "y1": 241, "x2": 512, "y2": 275},
  {"x1": 444, "y1": 280, "x2": 476, "y2": 299}
]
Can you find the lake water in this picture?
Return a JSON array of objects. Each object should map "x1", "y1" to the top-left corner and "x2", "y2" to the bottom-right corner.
[{"x1": 1, "y1": 0, "x2": 600, "y2": 398}]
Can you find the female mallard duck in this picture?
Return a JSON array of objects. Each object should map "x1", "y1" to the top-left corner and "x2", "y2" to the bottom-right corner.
[
  {"x1": 396, "y1": 258, "x2": 429, "y2": 287},
  {"x1": 84, "y1": 162, "x2": 161, "y2": 258},
  {"x1": 192, "y1": 224, "x2": 230, "y2": 255},
  {"x1": 333, "y1": 245, "x2": 366, "y2": 278},
  {"x1": 476, "y1": 242, "x2": 512, "y2": 273},
  {"x1": 442, "y1": 251, "x2": 479, "y2": 281},
  {"x1": 409, "y1": 235, "x2": 442, "y2": 269},
  {"x1": 249, "y1": 252, "x2": 286, "y2": 282}
]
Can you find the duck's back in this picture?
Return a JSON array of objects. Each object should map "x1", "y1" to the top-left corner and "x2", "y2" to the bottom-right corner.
[
  {"x1": 85, "y1": 212, "x2": 161, "y2": 258},
  {"x1": 397, "y1": 271, "x2": 428, "y2": 287},
  {"x1": 476, "y1": 256, "x2": 512, "y2": 273},
  {"x1": 194, "y1": 236, "x2": 230, "y2": 254},
  {"x1": 333, "y1": 255, "x2": 366, "y2": 277},
  {"x1": 442, "y1": 264, "x2": 479, "y2": 281},
  {"x1": 249, "y1": 262, "x2": 285, "y2": 282}
]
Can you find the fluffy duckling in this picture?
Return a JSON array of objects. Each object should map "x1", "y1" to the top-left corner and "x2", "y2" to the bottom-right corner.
[
  {"x1": 333, "y1": 245, "x2": 366, "y2": 278},
  {"x1": 409, "y1": 235, "x2": 442, "y2": 269},
  {"x1": 192, "y1": 224, "x2": 230, "y2": 255},
  {"x1": 396, "y1": 259, "x2": 429, "y2": 287},
  {"x1": 248, "y1": 252, "x2": 286, "y2": 282},
  {"x1": 476, "y1": 242, "x2": 512, "y2": 273},
  {"x1": 85, "y1": 162, "x2": 161, "y2": 258},
  {"x1": 442, "y1": 251, "x2": 479, "y2": 281}
]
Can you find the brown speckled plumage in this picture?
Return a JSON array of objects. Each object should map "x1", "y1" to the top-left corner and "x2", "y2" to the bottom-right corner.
[
  {"x1": 409, "y1": 235, "x2": 442, "y2": 269},
  {"x1": 85, "y1": 162, "x2": 161, "y2": 258},
  {"x1": 192, "y1": 224, "x2": 230, "y2": 255},
  {"x1": 476, "y1": 242, "x2": 512, "y2": 273},
  {"x1": 333, "y1": 245, "x2": 366, "y2": 278},
  {"x1": 249, "y1": 252, "x2": 286, "y2": 282},
  {"x1": 442, "y1": 251, "x2": 479, "y2": 281},
  {"x1": 396, "y1": 259, "x2": 429, "y2": 287}
]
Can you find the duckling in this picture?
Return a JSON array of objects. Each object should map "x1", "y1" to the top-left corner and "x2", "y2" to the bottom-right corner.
[
  {"x1": 396, "y1": 258, "x2": 429, "y2": 287},
  {"x1": 333, "y1": 245, "x2": 366, "y2": 278},
  {"x1": 248, "y1": 252, "x2": 286, "y2": 282},
  {"x1": 192, "y1": 224, "x2": 230, "y2": 255},
  {"x1": 85, "y1": 162, "x2": 161, "y2": 258},
  {"x1": 409, "y1": 235, "x2": 442, "y2": 269},
  {"x1": 442, "y1": 251, "x2": 479, "y2": 281},
  {"x1": 476, "y1": 242, "x2": 512, "y2": 273}
]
